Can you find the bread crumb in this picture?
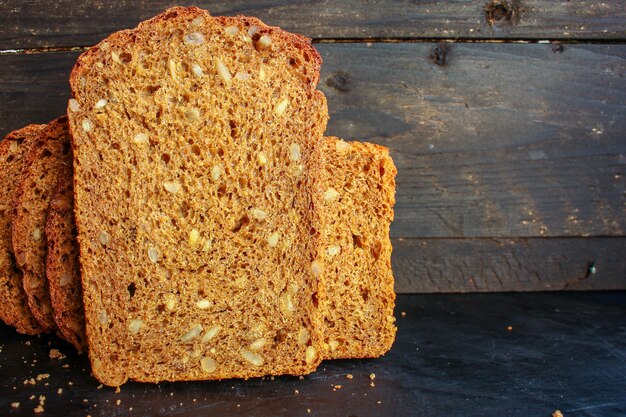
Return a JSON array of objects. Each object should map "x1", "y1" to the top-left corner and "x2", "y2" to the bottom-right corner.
[
  {"x1": 369, "y1": 373, "x2": 376, "y2": 380},
  {"x1": 507, "y1": 326, "x2": 513, "y2": 331},
  {"x1": 25, "y1": 341, "x2": 31, "y2": 346},
  {"x1": 36, "y1": 373, "x2": 50, "y2": 381},
  {"x1": 68, "y1": 381, "x2": 74, "y2": 386},
  {"x1": 29, "y1": 395, "x2": 35, "y2": 400},
  {"x1": 307, "y1": 409, "x2": 311, "y2": 414},
  {"x1": 346, "y1": 374, "x2": 353, "y2": 380},
  {"x1": 58, "y1": 388, "x2": 63, "y2": 394},
  {"x1": 34, "y1": 405, "x2": 44, "y2": 413},
  {"x1": 553, "y1": 411, "x2": 564, "y2": 417},
  {"x1": 97, "y1": 384, "x2": 103, "y2": 389},
  {"x1": 401, "y1": 311, "x2": 406, "y2": 317},
  {"x1": 333, "y1": 384, "x2": 342, "y2": 390},
  {"x1": 299, "y1": 376, "x2": 304, "y2": 380},
  {"x1": 62, "y1": 364, "x2": 69, "y2": 368},
  {"x1": 116, "y1": 399, "x2": 121, "y2": 406},
  {"x1": 11, "y1": 402, "x2": 20, "y2": 408},
  {"x1": 294, "y1": 390, "x2": 299, "y2": 394},
  {"x1": 49, "y1": 349, "x2": 66, "y2": 359},
  {"x1": 370, "y1": 381, "x2": 375, "y2": 387},
  {"x1": 377, "y1": 401, "x2": 382, "y2": 404},
  {"x1": 115, "y1": 386, "x2": 121, "y2": 394}
]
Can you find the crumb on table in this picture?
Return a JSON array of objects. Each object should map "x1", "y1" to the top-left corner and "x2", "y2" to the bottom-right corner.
[{"x1": 49, "y1": 349, "x2": 66, "y2": 360}]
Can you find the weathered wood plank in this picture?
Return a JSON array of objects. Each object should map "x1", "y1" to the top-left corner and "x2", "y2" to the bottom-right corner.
[
  {"x1": 322, "y1": 43, "x2": 626, "y2": 238},
  {"x1": 393, "y1": 237, "x2": 626, "y2": 293},
  {"x1": 1, "y1": 0, "x2": 625, "y2": 50},
  {"x1": 1, "y1": 44, "x2": 624, "y2": 238}
]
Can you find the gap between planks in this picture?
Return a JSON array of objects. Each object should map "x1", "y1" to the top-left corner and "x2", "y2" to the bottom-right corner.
[{"x1": 3, "y1": 36, "x2": 626, "y2": 56}]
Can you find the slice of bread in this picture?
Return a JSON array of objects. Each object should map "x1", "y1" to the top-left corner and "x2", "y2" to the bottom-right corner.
[
  {"x1": 12, "y1": 117, "x2": 71, "y2": 334},
  {"x1": 0, "y1": 125, "x2": 46, "y2": 335},
  {"x1": 40, "y1": 137, "x2": 397, "y2": 358},
  {"x1": 320, "y1": 137, "x2": 397, "y2": 359},
  {"x1": 45, "y1": 148, "x2": 87, "y2": 352},
  {"x1": 68, "y1": 7, "x2": 328, "y2": 385}
]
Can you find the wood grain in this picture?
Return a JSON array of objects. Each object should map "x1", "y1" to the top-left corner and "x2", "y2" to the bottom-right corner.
[
  {"x1": 322, "y1": 43, "x2": 626, "y2": 238},
  {"x1": 1, "y1": 44, "x2": 624, "y2": 238},
  {"x1": 393, "y1": 237, "x2": 626, "y2": 293},
  {"x1": 1, "y1": 0, "x2": 625, "y2": 50}
]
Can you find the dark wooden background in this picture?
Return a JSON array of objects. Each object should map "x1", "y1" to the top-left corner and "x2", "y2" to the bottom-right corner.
[{"x1": 1, "y1": 0, "x2": 624, "y2": 293}]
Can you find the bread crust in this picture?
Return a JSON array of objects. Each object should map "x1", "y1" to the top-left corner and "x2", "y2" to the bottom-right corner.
[{"x1": 0, "y1": 125, "x2": 46, "y2": 335}]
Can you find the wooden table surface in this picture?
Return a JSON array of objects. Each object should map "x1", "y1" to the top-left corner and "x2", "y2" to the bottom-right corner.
[
  {"x1": 3, "y1": 292, "x2": 626, "y2": 417},
  {"x1": 1, "y1": 1, "x2": 625, "y2": 293}
]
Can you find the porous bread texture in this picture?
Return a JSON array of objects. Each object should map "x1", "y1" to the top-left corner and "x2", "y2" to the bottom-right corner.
[
  {"x1": 45, "y1": 151, "x2": 87, "y2": 352},
  {"x1": 40, "y1": 136, "x2": 396, "y2": 357},
  {"x1": 12, "y1": 117, "x2": 71, "y2": 334},
  {"x1": 320, "y1": 137, "x2": 397, "y2": 359},
  {"x1": 0, "y1": 125, "x2": 45, "y2": 335},
  {"x1": 68, "y1": 7, "x2": 328, "y2": 385}
]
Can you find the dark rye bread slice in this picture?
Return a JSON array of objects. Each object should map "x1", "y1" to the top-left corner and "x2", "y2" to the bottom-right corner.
[
  {"x1": 45, "y1": 151, "x2": 87, "y2": 352},
  {"x1": 12, "y1": 117, "x2": 71, "y2": 334},
  {"x1": 68, "y1": 7, "x2": 328, "y2": 385},
  {"x1": 0, "y1": 125, "x2": 45, "y2": 335},
  {"x1": 320, "y1": 137, "x2": 397, "y2": 359}
]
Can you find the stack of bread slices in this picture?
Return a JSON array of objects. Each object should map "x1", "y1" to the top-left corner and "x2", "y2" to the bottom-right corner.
[{"x1": 0, "y1": 6, "x2": 397, "y2": 386}]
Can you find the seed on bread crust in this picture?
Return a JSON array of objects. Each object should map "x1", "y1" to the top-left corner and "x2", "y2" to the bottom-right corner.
[
  {"x1": 81, "y1": 119, "x2": 92, "y2": 132},
  {"x1": 267, "y1": 232, "x2": 280, "y2": 247},
  {"x1": 200, "y1": 357, "x2": 217, "y2": 373},
  {"x1": 163, "y1": 181, "x2": 181, "y2": 194},
  {"x1": 183, "y1": 32, "x2": 205, "y2": 45},
  {"x1": 201, "y1": 325, "x2": 220, "y2": 343},
  {"x1": 275, "y1": 98, "x2": 290, "y2": 116},
  {"x1": 324, "y1": 188, "x2": 339, "y2": 201},
  {"x1": 216, "y1": 59, "x2": 232, "y2": 83},
  {"x1": 241, "y1": 349, "x2": 264, "y2": 366},
  {"x1": 128, "y1": 319, "x2": 143, "y2": 334},
  {"x1": 181, "y1": 324, "x2": 203, "y2": 342},
  {"x1": 289, "y1": 143, "x2": 301, "y2": 161},
  {"x1": 68, "y1": 99, "x2": 80, "y2": 112}
]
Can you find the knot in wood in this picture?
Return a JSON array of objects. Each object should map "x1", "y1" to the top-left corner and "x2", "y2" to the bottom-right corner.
[
  {"x1": 551, "y1": 44, "x2": 564, "y2": 53},
  {"x1": 483, "y1": 0, "x2": 521, "y2": 27},
  {"x1": 430, "y1": 45, "x2": 447, "y2": 67},
  {"x1": 325, "y1": 72, "x2": 350, "y2": 92}
]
